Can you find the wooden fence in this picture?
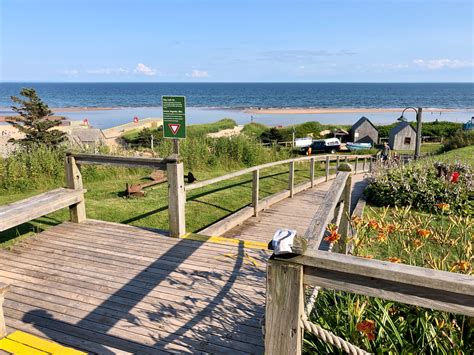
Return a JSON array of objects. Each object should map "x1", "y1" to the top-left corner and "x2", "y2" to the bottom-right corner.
[
  {"x1": 186, "y1": 154, "x2": 373, "y2": 236},
  {"x1": 264, "y1": 169, "x2": 474, "y2": 355}
]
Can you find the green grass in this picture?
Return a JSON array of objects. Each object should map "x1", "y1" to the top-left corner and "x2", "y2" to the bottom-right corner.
[
  {"x1": 393, "y1": 143, "x2": 443, "y2": 155},
  {"x1": 0, "y1": 160, "x2": 328, "y2": 248},
  {"x1": 121, "y1": 118, "x2": 237, "y2": 142},
  {"x1": 438, "y1": 145, "x2": 474, "y2": 166}
]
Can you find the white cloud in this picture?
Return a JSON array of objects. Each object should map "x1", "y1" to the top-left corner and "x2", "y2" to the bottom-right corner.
[
  {"x1": 134, "y1": 63, "x2": 158, "y2": 76},
  {"x1": 186, "y1": 69, "x2": 209, "y2": 78},
  {"x1": 63, "y1": 69, "x2": 79, "y2": 76},
  {"x1": 413, "y1": 59, "x2": 473, "y2": 70},
  {"x1": 87, "y1": 67, "x2": 129, "y2": 75}
]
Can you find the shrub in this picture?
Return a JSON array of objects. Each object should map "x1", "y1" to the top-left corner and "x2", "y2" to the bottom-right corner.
[
  {"x1": 364, "y1": 159, "x2": 474, "y2": 216},
  {"x1": 441, "y1": 130, "x2": 474, "y2": 152}
]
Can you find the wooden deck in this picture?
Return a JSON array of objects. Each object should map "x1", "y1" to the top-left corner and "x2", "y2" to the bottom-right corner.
[
  {"x1": 0, "y1": 175, "x2": 367, "y2": 354},
  {"x1": 0, "y1": 221, "x2": 268, "y2": 354}
]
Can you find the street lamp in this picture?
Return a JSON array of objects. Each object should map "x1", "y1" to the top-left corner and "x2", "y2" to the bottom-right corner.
[{"x1": 397, "y1": 107, "x2": 423, "y2": 159}]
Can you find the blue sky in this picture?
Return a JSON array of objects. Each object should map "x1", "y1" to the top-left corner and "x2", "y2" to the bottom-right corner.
[{"x1": 1, "y1": 0, "x2": 473, "y2": 82}]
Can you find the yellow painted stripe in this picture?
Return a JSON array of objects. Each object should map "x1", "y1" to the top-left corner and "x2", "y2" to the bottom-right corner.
[
  {"x1": 0, "y1": 337, "x2": 48, "y2": 355},
  {"x1": 181, "y1": 233, "x2": 268, "y2": 250},
  {"x1": 4, "y1": 331, "x2": 86, "y2": 355}
]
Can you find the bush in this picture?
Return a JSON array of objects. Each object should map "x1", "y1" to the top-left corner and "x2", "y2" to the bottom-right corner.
[
  {"x1": 365, "y1": 159, "x2": 474, "y2": 216},
  {"x1": 441, "y1": 130, "x2": 474, "y2": 152}
]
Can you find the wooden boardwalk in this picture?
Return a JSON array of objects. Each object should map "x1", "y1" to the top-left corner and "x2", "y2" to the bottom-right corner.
[
  {"x1": 222, "y1": 174, "x2": 367, "y2": 244},
  {"x1": 0, "y1": 175, "x2": 367, "y2": 354}
]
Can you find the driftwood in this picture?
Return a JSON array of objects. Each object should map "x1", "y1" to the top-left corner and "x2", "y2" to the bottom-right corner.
[{"x1": 125, "y1": 171, "x2": 196, "y2": 198}]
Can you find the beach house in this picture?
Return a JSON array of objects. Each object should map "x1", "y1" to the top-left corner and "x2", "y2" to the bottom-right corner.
[
  {"x1": 389, "y1": 121, "x2": 417, "y2": 150},
  {"x1": 349, "y1": 117, "x2": 378, "y2": 145}
]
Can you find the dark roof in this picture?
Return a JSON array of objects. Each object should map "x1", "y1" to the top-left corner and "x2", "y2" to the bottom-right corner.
[
  {"x1": 389, "y1": 121, "x2": 416, "y2": 136},
  {"x1": 351, "y1": 116, "x2": 378, "y2": 132}
]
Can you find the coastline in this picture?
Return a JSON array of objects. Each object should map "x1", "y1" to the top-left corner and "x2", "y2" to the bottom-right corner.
[{"x1": 244, "y1": 107, "x2": 465, "y2": 115}]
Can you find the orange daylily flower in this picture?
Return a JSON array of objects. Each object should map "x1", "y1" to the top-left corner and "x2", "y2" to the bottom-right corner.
[
  {"x1": 377, "y1": 232, "x2": 387, "y2": 242},
  {"x1": 453, "y1": 260, "x2": 471, "y2": 272},
  {"x1": 387, "y1": 257, "x2": 402, "y2": 263},
  {"x1": 386, "y1": 223, "x2": 396, "y2": 234},
  {"x1": 417, "y1": 229, "x2": 431, "y2": 238},
  {"x1": 412, "y1": 239, "x2": 422, "y2": 248},
  {"x1": 324, "y1": 230, "x2": 341, "y2": 243},
  {"x1": 434, "y1": 203, "x2": 450, "y2": 211},
  {"x1": 356, "y1": 320, "x2": 376, "y2": 341},
  {"x1": 367, "y1": 220, "x2": 379, "y2": 230}
]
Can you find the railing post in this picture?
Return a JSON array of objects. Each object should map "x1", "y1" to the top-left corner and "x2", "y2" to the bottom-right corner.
[
  {"x1": 344, "y1": 156, "x2": 348, "y2": 164},
  {"x1": 167, "y1": 162, "x2": 186, "y2": 237},
  {"x1": 336, "y1": 155, "x2": 340, "y2": 169},
  {"x1": 310, "y1": 158, "x2": 315, "y2": 188},
  {"x1": 354, "y1": 157, "x2": 358, "y2": 174},
  {"x1": 369, "y1": 157, "x2": 373, "y2": 172},
  {"x1": 65, "y1": 155, "x2": 86, "y2": 223},
  {"x1": 289, "y1": 161, "x2": 295, "y2": 197},
  {"x1": 265, "y1": 260, "x2": 304, "y2": 355},
  {"x1": 325, "y1": 156, "x2": 330, "y2": 182},
  {"x1": 0, "y1": 283, "x2": 8, "y2": 339},
  {"x1": 363, "y1": 157, "x2": 367, "y2": 172},
  {"x1": 252, "y1": 169, "x2": 259, "y2": 217},
  {"x1": 336, "y1": 165, "x2": 353, "y2": 254}
]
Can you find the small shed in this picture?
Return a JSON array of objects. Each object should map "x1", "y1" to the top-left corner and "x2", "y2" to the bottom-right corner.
[
  {"x1": 389, "y1": 122, "x2": 416, "y2": 150},
  {"x1": 350, "y1": 117, "x2": 378, "y2": 144},
  {"x1": 69, "y1": 128, "x2": 106, "y2": 149}
]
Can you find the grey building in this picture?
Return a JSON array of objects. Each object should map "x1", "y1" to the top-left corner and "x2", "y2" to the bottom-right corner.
[
  {"x1": 350, "y1": 117, "x2": 378, "y2": 144},
  {"x1": 389, "y1": 122, "x2": 417, "y2": 150},
  {"x1": 69, "y1": 128, "x2": 106, "y2": 149}
]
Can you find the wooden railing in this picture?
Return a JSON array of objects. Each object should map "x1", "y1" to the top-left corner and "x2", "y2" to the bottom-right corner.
[
  {"x1": 264, "y1": 169, "x2": 474, "y2": 355},
  {"x1": 186, "y1": 154, "x2": 375, "y2": 236}
]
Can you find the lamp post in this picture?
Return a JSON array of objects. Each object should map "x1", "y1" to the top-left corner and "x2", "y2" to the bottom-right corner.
[{"x1": 397, "y1": 107, "x2": 423, "y2": 159}]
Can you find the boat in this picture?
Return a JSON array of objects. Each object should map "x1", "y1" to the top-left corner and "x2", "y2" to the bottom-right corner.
[{"x1": 346, "y1": 142, "x2": 372, "y2": 151}]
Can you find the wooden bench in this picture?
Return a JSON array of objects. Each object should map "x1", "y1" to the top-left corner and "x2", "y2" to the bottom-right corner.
[{"x1": 0, "y1": 188, "x2": 86, "y2": 232}]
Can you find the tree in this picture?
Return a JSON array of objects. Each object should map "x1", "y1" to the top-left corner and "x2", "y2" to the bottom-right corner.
[
  {"x1": 7, "y1": 88, "x2": 66, "y2": 148},
  {"x1": 259, "y1": 127, "x2": 283, "y2": 144}
]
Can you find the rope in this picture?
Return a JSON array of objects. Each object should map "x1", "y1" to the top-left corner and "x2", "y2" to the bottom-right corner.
[
  {"x1": 305, "y1": 286, "x2": 320, "y2": 316},
  {"x1": 300, "y1": 316, "x2": 370, "y2": 355}
]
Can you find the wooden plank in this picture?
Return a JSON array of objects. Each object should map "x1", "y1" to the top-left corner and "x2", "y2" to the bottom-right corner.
[
  {"x1": 5, "y1": 317, "x2": 131, "y2": 355},
  {"x1": 6, "y1": 331, "x2": 86, "y2": 355},
  {"x1": 301, "y1": 172, "x2": 350, "y2": 253},
  {"x1": 310, "y1": 157, "x2": 315, "y2": 187},
  {"x1": 303, "y1": 266, "x2": 474, "y2": 317},
  {"x1": 4, "y1": 295, "x2": 261, "y2": 353},
  {"x1": 265, "y1": 260, "x2": 303, "y2": 355},
  {"x1": 336, "y1": 173, "x2": 352, "y2": 254},
  {"x1": 71, "y1": 152, "x2": 176, "y2": 169},
  {"x1": 0, "y1": 188, "x2": 84, "y2": 232},
  {"x1": 0, "y1": 337, "x2": 48, "y2": 354},
  {"x1": 252, "y1": 169, "x2": 259, "y2": 217},
  {"x1": 288, "y1": 251, "x2": 474, "y2": 296},
  {"x1": 167, "y1": 162, "x2": 186, "y2": 237},
  {"x1": 65, "y1": 156, "x2": 86, "y2": 223},
  {"x1": 289, "y1": 161, "x2": 295, "y2": 198},
  {"x1": 0, "y1": 283, "x2": 8, "y2": 339}
]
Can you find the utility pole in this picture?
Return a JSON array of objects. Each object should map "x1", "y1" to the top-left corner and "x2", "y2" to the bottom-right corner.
[{"x1": 415, "y1": 107, "x2": 423, "y2": 159}]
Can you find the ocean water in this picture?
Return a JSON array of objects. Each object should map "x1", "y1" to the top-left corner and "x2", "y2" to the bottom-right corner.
[
  {"x1": 0, "y1": 82, "x2": 473, "y2": 128},
  {"x1": 1, "y1": 82, "x2": 473, "y2": 109}
]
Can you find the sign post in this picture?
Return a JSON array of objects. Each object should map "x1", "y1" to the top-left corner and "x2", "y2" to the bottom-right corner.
[
  {"x1": 162, "y1": 96, "x2": 186, "y2": 155},
  {"x1": 162, "y1": 96, "x2": 186, "y2": 237}
]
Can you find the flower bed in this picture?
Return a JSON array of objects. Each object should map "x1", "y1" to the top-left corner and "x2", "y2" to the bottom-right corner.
[{"x1": 365, "y1": 159, "x2": 473, "y2": 216}]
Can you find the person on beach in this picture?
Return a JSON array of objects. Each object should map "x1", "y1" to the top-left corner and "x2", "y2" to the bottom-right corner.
[{"x1": 381, "y1": 142, "x2": 391, "y2": 162}]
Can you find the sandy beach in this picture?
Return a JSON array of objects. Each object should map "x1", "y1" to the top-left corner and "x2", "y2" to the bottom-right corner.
[{"x1": 244, "y1": 107, "x2": 461, "y2": 115}]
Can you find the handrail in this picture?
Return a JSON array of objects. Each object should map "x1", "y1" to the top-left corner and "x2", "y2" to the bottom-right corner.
[
  {"x1": 67, "y1": 152, "x2": 177, "y2": 170},
  {"x1": 186, "y1": 154, "x2": 372, "y2": 191}
]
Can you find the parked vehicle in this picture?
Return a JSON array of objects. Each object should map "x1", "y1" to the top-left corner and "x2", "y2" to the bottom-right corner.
[
  {"x1": 301, "y1": 138, "x2": 341, "y2": 154},
  {"x1": 346, "y1": 142, "x2": 372, "y2": 151}
]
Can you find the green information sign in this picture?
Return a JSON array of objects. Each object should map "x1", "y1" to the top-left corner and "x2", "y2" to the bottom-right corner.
[{"x1": 162, "y1": 96, "x2": 186, "y2": 139}]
